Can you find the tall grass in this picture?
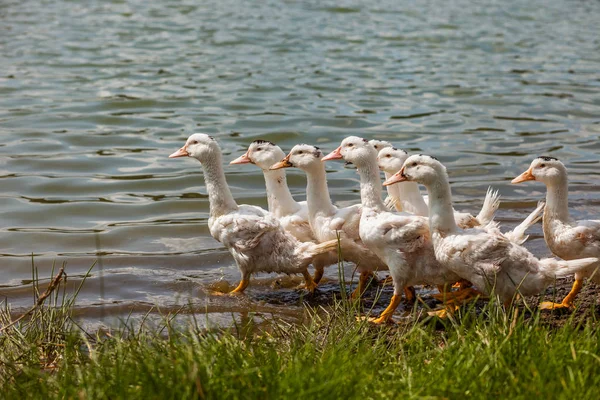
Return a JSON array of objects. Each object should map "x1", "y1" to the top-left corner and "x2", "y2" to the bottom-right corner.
[{"x1": 1, "y1": 265, "x2": 600, "y2": 399}]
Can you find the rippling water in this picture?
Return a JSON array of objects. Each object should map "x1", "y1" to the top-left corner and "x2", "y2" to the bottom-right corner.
[{"x1": 1, "y1": 0, "x2": 599, "y2": 326}]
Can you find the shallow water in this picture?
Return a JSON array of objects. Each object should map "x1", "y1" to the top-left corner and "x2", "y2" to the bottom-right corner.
[{"x1": 1, "y1": 0, "x2": 599, "y2": 326}]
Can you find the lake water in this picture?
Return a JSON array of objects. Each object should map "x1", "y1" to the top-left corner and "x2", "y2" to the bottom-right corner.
[{"x1": 1, "y1": 0, "x2": 599, "y2": 327}]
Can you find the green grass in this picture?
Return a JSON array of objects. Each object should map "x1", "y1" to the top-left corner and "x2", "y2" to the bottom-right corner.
[{"x1": 1, "y1": 266, "x2": 600, "y2": 399}]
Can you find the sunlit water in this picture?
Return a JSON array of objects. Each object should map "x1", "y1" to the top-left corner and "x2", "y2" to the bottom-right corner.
[{"x1": 1, "y1": 0, "x2": 599, "y2": 327}]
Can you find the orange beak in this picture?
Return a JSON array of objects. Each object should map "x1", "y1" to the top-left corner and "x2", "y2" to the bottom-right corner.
[
  {"x1": 270, "y1": 154, "x2": 293, "y2": 170},
  {"x1": 322, "y1": 146, "x2": 343, "y2": 161},
  {"x1": 230, "y1": 151, "x2": 252, "y2": 165},
  {"x1": 511, "y1": 168, "x2": 535, "y2": 184},
  {"x1": 383, "y1": 167, "x2": 407, "y2": 186},
  {"x1": 169, "y1": 146, "x2": 189, "y2": 158}
]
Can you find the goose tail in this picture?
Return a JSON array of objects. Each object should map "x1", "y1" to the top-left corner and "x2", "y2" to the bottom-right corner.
[{"x1": 475, "y1": 187, "x2": 501, "y2": 226}]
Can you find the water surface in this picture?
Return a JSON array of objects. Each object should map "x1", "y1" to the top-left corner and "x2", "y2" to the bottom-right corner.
[{"x1": 1, "y1": 0, "x2": 600, "y2": 326}]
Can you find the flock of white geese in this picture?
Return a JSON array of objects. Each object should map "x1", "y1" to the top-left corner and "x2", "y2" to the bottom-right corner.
[{"x1": 169, "y1": 133, "x2": 600, "y2": 323}]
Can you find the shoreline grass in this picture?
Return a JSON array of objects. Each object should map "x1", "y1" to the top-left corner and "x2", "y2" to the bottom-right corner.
[{"x1": 1, "y1": 266, "x2": 600, "y2": 399}]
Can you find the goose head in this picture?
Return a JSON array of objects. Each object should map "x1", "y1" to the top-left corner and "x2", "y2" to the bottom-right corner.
[
  {"x1": 377, "y1": 147, "x2": 409, "y2": 174},
  {"x1": 230, "y1": 140, "x2": 286, "y2": 171},
  {"x1": 322, "y1": 136, "x2": 377, "y2": 167},
  {"x1": 169, "y1": 133, "x2": 219, "y2": 162},
  {"x1": 270, "y1": 144, "x2": 323, "y2": 171},
  {"x1": 511, "y1": 156, "x2": 567, "y2": 187},
  {"x1": 384, "y1": 154, "x2": 447, "y2": 187},
  {"x1": 369, "y1": 139, "x2": 393, "y2": 153}
]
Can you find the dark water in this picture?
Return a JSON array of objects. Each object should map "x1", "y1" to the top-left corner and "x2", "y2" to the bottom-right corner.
[{"x1": 1, "y1": 0, "x2": 600, "y2": 327}]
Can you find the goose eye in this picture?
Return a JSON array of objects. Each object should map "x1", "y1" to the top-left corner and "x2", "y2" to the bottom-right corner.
[
  {"x1": 540, "y1": 164, "x2": 546, "y2": 168},
  {"x1": 386, "y1": 154, "x2": 391, "y2": 158},
  {"x1": 412, "y1": 162, "x2": 417, "y2": 166},
  {"x1": 347, "y1": 143, "x2": 354, "y2": 147},
  {"x1": 297, "y1": 151, "x2": 303, "y2": 155},
  {"x1": 192, "y1": 140, "x2": 198, "y2": 144},
  {"x1": 256, "y1": 148, "x2": 262, "y2": 151}
]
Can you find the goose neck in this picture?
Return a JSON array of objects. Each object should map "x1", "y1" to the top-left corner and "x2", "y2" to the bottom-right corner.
[
  {"x1": 305, "y1": 165, "x2": 335, "y2": 216},
  {"x1": 357, "y1": 161, "x2": 387, "y2": 212},
  {"x1": 263, "y1": 169, "x2": 300, "y2": 217},
  {"x1": 200, "y1": 154, "x2": 238, "y2": 218},
  {"x1": 544, "y1": 177, "x2": 570, "y2": 223},
  {"x1": 384, "y1": 171, "x2": 429, "y2": 216},
  {"x1": 383, "y1": 171, "x2": 399, "y2": 199},
  {"x1": 424, "y1": 178, "x2": 458, "y2": 234}
]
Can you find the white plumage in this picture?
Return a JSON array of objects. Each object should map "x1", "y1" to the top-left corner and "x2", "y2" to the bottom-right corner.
[
  {"x1": 377, "y1": 145, "x2": 543, "y2": 245},
  {"x1": 324, "y1": 137, "x2": 461, "y2": 323},
  {"x1": 230, "y1": 139, "x2": 335, "y2": 283},
  {"x1": 230, "y1": 140, "x2": 314, "y2": 243},
  {"x1": 385, "y1": 154, "x2": 598, "y2": 306},
  {"x1": 167, "y1": 132, "x2": 597, "y2": 316},
  {"x1": 169, "y1": 133, "x2": 342, "y2": 293},
  {"x1": 374, "y1": 144, "x2": 500, "y2": 227},
  {"x1": 271, "y1": 143, "x2": 388, "y2": 296},
  {"x1": 512, "y1": 156, "x2": 600, "y2": 308}
]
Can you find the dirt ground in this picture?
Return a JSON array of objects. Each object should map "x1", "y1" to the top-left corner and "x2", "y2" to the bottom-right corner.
[{"x1": 253, "y1": 275, "x2": 600, "y2": 328}]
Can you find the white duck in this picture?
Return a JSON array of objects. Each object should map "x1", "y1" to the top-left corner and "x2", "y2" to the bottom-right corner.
[
  {"x1": 375, "y1": 144, "x2": 500, "y2": 228},
  {"x1": 323, "y1": 137, "x2": 463, "y2": 323},
  {"x1": 169, "y1": 133, "x2": 343, "y2": 293},
  {"x1": 230, "y1": 139, "x2": 333, "y2": 283},
  {"x1": 512, "y1": 156, "x2": 600, "y2": 309},
  {"x1": 378, "y1": 147, "x2": 544, "y2": 245},
  {"x1": 270, "y1": 144, "x2": 390, "y2": 298},
  {"x1": 384, "y1": 155, "x2": 598, "y2": 307}
]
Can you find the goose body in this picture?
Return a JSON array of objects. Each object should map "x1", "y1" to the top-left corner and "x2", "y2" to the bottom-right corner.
[
  {"x1": 512, "y1": 157, "x2": 600, "y2": 308},
  {"x1": 377, "y1": 146, "x2": 542, "y2": 245},
  {"x1": 385, "y1": 155, "x2": 598, "y2": 306},
  {"x1": 375, "y1": 144, "x2": 500, "y2": 227},
  {"x1": 230, "y1": 139, "x2": 337, "y2": 283},
  {"x1": 271, "y1": 143, "x2": 388, "y2": 295},
  {"x1": 230, "y1": 140, "x2": 314, "y2": 243},
  {"x1": 324, "y1": 138, "x2": 461, "y2": 322},
  {"x1": 169, "y1": 133, "x2": 342, "y2": 293}
]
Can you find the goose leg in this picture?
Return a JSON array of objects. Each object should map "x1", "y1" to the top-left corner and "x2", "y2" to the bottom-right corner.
[
  {"x1": 230, "y1": 272, "x2": 250, "y2": 294},
  {"x1": 403, "y1": 286, "x2": 416, "y2": 303},
  {"x1": 313, "y1": 268, "x2": 324, "y2": 285},
  {"x1": 382, "y1": 278, "x2": 414, "y2": 303},
  {"x1": 433, "y1": 286, "x2": 484, "y2": 302},
  {"x1": 312, "y1": 260, "x2": 325, "y2": 285},
  {"x1": 448, "y1": 287, "x2": 485, "y2": 302},
  {"x1": 351, "y1": 271, "x2": 376, "y2": 299},
  {"x1": 436, "y1": 284, "x2": 450, "y2": 295},
  {"x1": 539, "y1": 278, "x2": 583, "y2": 310},
  {"x1": 371, "y1": 295, "x2": 402, "y2": 324},
  {"x1": 431, "y1": 287, "x2": 484, "y2": 318},
  {"x1": 452, "y1": 279, "x2": 472, "y2": 290},
  {"x1": 372, "y1": 273, "x2": 406, "y2": 324},
  {"x1": 302, "y1": 270, "x2": 318, "y2": 293},
  {"x1": 429, "y1": 284, "x2": 475, "y2": 318},
  {"x1": 427, "y1": 304, "x2": 459, "y2": 318}
]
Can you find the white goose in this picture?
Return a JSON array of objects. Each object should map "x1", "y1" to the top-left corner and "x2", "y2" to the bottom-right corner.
[
  {"x1": 378, "y1": 147, "x2": 543, "y2": 245},
  {"x1": 230, "y1": 139, "x2": 333, "y2": 283},
  {"x1": 230, "y1": 140, "x2": 313, "y2": 242},
  {"x1": 375, "y1": 145, "x2": 500, "y2": 227},
  {"x1": 323, "y1": 137, "x2": 462, "y2": 323},
  {"x1": 369, "y1": 140, "x2": 411, "y2": 213},
  {"x1": 270, "y1": 144, "x2": 390, "y2": 298},
  {"x1": 375, "y1": 144, "x2": 431, "y2": 216},
  {"x1": 385, "y1": 155, "x2": 598, "y2": 307},
  {"x1": 169, "y1": 133, "x2": 343, "y2": 293},
  {"x1": 512, "y1": 156, "x2": 600, "y2": 309}
]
